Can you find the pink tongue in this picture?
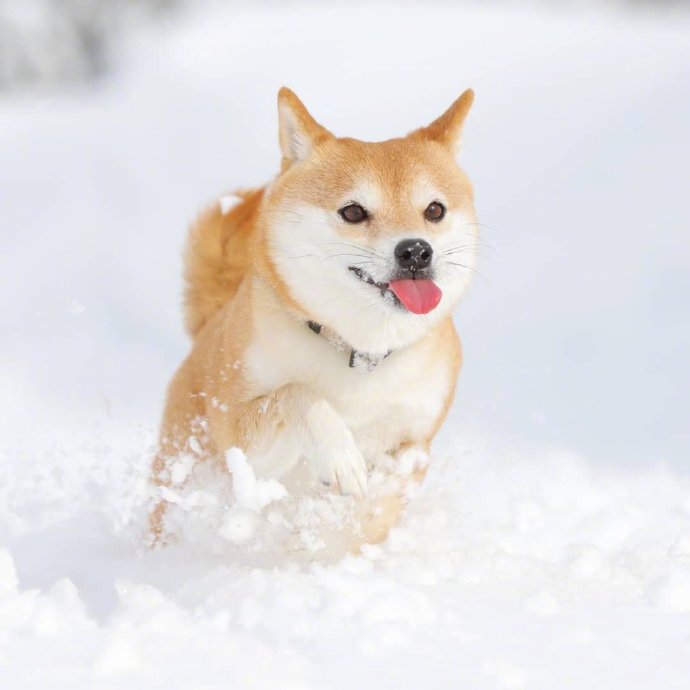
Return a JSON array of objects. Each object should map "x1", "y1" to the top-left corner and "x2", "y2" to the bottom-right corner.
[{"x1": 388, "y1": 279, "x2": 442, "y2": 315}]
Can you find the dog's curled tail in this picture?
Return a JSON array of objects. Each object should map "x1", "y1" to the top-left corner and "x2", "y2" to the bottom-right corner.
[{"x1": 183, "y1": 187, "x2": 265, "y2": 337}]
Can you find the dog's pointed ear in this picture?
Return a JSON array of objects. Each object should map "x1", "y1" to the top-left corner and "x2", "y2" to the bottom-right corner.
[
  {"x1": 278, "y1": 87, "x2": 333, "y2": 166},
  {"x1": 412, "y1": 89, "x2": 474, "y2": 153}
]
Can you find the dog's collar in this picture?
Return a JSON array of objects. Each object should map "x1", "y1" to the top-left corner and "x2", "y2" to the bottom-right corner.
[{"x1": 307, "y1": 321, "x2": 391, "y2": 373}]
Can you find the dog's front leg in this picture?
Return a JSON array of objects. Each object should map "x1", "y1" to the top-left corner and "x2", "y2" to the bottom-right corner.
[
  {"x1": 356, "y1": 442, "x2": 432, "y2": 548},
  {"x1": 211, "y1": 384, "x2": 368, "y2": 497}
]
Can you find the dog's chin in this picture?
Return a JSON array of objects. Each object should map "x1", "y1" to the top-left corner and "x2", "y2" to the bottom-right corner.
[
  {"x1": 303, "y1": 266, "x2": 450, "y2": 354},
  {"x1": 328, "y1": 303, "x2": 434, "y2": 355},
  {"x1": 271, "y1": 253, "x2": 450, "y2": 352}
]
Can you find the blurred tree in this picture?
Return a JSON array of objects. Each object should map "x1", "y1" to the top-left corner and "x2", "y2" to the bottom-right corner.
[
  {"x1": 0, "y1": 0, "x2": 687, "y2": 91},
  {"x1": 0, "y1": 0, "x2": 179, "y2": 90}
]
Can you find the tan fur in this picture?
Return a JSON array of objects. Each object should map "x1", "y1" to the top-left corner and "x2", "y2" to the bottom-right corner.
[
  {"x1": 183, "y1": 188, "x2": 264, "y2": 336},
  {"x1": 151, "y1": 87, "x2": 477, "y2": 550}
]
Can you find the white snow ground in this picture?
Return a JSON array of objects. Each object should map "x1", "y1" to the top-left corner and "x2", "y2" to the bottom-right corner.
[{"x1": 1, "y1": 3, "x2": 690, "y2": 688}]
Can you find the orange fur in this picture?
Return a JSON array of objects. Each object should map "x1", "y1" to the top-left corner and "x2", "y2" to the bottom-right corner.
[{"x1": 183, "y1": 188, "x2": 264, "y2": 336}]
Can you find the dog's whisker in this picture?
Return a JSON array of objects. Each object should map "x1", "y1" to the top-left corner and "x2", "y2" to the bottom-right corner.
[
  {"x1": 442, "y1": 249, "x2": 492, "y2": 260},
  {"x1": 443, "y1": 261, "x2": 488, "y2": 282},
  {"x1": 318, "y1": 253, "x2": 391, "y2": 274},
  {"x1": 441, "y1": 238, "x2": 492, "y2": 250},
  {"x1": 264, "y1": 208, "x2": 305, "y2": 218},
  {"x1": 442, "y1": 246, "x2": 480, "y2": 255},
  {"x1": 441, "y1": 242, "x2": 493, "y2": 256},
  {"x1": 321, "y1": 253, "x2": 383, "y2": 262},
  {"x1": 273, "y1": 252, "x2": 318, "y2": 260},
  {"x1": 317, "y1": 241, "x2": 386, "y2": 260}
]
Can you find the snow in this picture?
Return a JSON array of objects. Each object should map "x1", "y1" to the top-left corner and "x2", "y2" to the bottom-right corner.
[
  {"x1": 2, "y1": 412, "x2": 690, "y2": 687},
  {"x1": 1, "y1": 2, "x2": 690, "y2": 688},
  {"x1": 225, "y1": 448, "x2": 288, "y2": 513}
]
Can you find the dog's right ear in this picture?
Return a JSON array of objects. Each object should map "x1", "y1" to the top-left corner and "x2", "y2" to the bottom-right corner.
[
  {"x1": 278, "y1": 87, "x2": 333, "y2": 168},
  {"x1": 411, "y1": 89, "x2": 475, "y2": 154}
]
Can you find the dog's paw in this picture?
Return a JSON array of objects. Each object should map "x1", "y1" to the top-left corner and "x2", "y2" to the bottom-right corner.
[
  {"x1": 313, "y1": 434, "x2": 368, "y2": 498},
  {"x1": 304, "y1": 400, "x2": 368, "y2": 497}
]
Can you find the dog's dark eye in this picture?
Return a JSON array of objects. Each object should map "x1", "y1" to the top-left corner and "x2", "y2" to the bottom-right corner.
[
  {"x1": 339, "y1": 203, "x2": 368, "y2": 224},
  {"x1": 424, "y1": 201, "x2": 446, "y2": 222}
]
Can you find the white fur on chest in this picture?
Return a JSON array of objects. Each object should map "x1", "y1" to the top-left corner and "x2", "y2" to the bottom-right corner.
[{"x1": 245, "y1": 283, "x2": 452, "y2": 459}]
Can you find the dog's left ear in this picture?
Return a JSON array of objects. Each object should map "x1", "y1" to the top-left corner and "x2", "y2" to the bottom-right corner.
[
  {"x1": 278, "y1": 87, "x2": 333, "y2": 168},
  {"x1": 412, "y1": 88, "x2": 474, "y2": 153}
]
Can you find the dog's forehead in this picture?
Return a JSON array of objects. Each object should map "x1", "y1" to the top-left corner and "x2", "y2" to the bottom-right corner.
[
  {"x1": 318, "y1": 137, "x2": 467, "y2": 211},
  {"x1": 274, "y1": 135, "x2": 472, "y2": 229},
  {"x1": 343, "y1": 170, "x2": 443, "y2": 210}
]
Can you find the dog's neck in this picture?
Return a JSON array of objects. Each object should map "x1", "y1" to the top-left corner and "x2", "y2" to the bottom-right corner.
[
  {"x1": 253, "y1": 274, "x2": 412, "y2": 371},
  {"x1": 306, "y1": 320, "x2": 391, "y2": 373}
]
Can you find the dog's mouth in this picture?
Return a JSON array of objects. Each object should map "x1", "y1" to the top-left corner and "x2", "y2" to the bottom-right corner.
[{"x1": 348, "y1": 267, "x2": 443, "y2": 315}]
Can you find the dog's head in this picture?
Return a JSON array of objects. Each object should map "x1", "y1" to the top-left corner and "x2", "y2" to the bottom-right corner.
[{"x1": 260, "y1": 87, "x2": 478, "y2": 354}]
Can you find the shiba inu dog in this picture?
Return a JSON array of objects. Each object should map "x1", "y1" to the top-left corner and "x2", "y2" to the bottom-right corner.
[{"x1": 151, "y1": 87, "x2": 478, "y2": 550}]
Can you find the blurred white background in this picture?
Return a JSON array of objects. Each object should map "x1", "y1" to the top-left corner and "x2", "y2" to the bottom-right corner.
[
  {"x1": 1, "y1": 0, "x2": 688, "y2": 467},
  {"x1": 2, "y1": 3, "x2": 690, "y2": 687}
]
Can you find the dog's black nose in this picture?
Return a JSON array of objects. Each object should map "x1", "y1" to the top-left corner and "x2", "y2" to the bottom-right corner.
[{"x1": 394, "y1": 238, "x2": 433, "y2": 272}]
